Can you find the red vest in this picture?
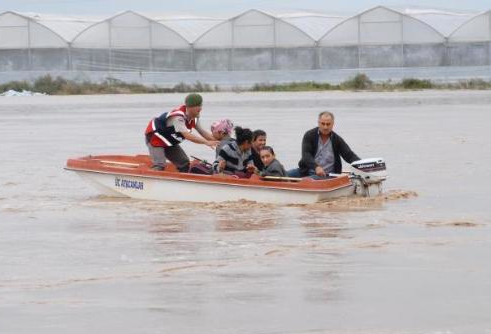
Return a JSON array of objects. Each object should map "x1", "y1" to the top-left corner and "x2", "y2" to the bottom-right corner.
[{"x1": 145, "y1": 105, "x2": 196, "y2": 147}]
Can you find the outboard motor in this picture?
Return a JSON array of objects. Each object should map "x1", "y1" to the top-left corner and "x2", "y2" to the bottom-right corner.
[{"x1": 349, "y1": 158, "x2": 387, "y2": 197}]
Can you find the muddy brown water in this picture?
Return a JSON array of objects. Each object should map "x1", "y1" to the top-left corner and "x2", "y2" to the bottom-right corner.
[{"x1": 1, "y1": 91, "x2": 490, "y2": 334}]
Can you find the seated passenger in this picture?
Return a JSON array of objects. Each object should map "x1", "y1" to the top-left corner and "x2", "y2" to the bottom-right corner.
[
  {"x1": 287, "y1": 111, "x2": 360, "y2": 178},
  {"x1": 211, "y1": 119, "x2": 234, "y2": 158},
  {"x1": 259, "y1": 146, "x2": 287, "y2": 177},
  {"x1": 214, "y1": 127, "x2": 256, "y2": 178},
  {"x1": 251, "y1": 129, "x2": 267, "y2": 171}
]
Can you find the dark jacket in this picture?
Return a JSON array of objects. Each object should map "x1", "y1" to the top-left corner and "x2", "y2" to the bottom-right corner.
[
  {"x1": 251, "y1": 148, "x2": 265, "y2": 171},
  {"x1": 298, "y1": 128, "x2": 360, "y2": 174}
]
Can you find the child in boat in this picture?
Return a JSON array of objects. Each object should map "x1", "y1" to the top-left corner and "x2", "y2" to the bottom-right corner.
[
  {"x1": 251, "y1": 129, "x2": 267, "y2": 171},
  {"x1": 259, "y1": 146, "x2": 287, "y2": 177},
  {"x1": 188, "y1": 119, "x2": 234, "y2": 175},
  {"x1": 213, "y1": 126, "x2": 256, "y2": 177},
  {"x1": 211, "y1": 119, "x2": 234, "y2": 158}
]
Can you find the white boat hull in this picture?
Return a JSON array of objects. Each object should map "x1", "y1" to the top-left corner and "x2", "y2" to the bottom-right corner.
[{"x1": 75, "y1": 170, "x2": 355, "y2": 205}]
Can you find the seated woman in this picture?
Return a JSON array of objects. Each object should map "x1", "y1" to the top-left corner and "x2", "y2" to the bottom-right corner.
[
  {"x1": 214, "y1": 126, "x2": 256, "y2": 178},
  {"x1": 210, "y1": 119, "x2": 234, "y2": 158},
  {"x1": 259, "y1": 146, "x2": 287, "y2": 177}
]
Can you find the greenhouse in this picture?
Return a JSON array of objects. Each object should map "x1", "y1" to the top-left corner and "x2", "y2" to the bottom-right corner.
[
  {"x1": 318, "y1": 6, "x2": 450, "y2": 68},
  {"x1": 0, "y1": 6, "x2": 490, "y2": 75},
  {"x1": 71, "y1": 11, "x2": 193, "y2": 71},
  {"x1": 448, "y1": 10, "x2": 491, "y2": 66},
  {"x1": 0, "y1": 11, "x2": 93, "y2": 71},
  {"x1": 193, "y1": 9, "x2": 317, "y2": 71}
]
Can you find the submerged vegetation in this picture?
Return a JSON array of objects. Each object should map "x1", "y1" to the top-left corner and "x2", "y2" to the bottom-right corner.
[{"x1": 1, "y1": 74, "x2": 491, "y2": 96}]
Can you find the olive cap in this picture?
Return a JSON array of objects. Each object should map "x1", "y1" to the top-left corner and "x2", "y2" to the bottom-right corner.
[{"x1": 185, "y1": 93, "x2": 203, "y2": 107}]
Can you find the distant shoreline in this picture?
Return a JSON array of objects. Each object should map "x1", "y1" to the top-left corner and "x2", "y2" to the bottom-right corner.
[{"x1": 1, "y1": 74, "x2": 491, "y2": 96}]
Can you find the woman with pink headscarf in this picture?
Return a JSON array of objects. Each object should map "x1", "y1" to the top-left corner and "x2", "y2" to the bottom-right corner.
[{"x1": 210, "y1": 119, "x2": 234, "y2": 158}]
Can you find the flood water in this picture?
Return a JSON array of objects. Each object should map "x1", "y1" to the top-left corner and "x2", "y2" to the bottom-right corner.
[{"x1": 1, "y1": 91, "x2": 491, "y2": 334}]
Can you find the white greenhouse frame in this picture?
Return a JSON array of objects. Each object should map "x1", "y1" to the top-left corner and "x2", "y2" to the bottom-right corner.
[
  {"x1": 70, "y1": 11, "x2": 193, "y2": 71},
  {"x1": 1, "y1": 6, "x2": 490, "y2": 73},
  {"x1": 317, "y1": 6, "x2": 446, "y2": 68},
  {"x1": 193, "y1": 9, "x2": 317, "y2": 71},
  {"x1": 0, "y1": 11, "x2": 70, "y2": 70},
  {"x1": 447, "y1": 10, "x2": 491, "y2": 66}
]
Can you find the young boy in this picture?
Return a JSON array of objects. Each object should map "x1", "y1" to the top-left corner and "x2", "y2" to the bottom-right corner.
[{"x1": 251, "y1": 129, "x2": 267, "y2": 171}]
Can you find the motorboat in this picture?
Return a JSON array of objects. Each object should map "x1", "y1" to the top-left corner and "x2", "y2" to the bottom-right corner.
[{"x1": 65, "y1": 155, "x2": 387, "y2": 204}]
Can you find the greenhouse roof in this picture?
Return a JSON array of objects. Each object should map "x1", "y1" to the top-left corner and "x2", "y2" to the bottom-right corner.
[
  {"x1": 318, "y1": 6, "x2": 446, "y2": 46},
  {"x1": 194, "y1": 9, "x2": 316, "y2": 48},
  {"x1": 0, "y1": 11, "x2": 72, "y2": 48},
  {"x1": 18, "y1": 12, "x2": 99, "y2": 42},
  {"x1": 151, "y1": 16, "x2": 225, "y2": 43},
  {"x1": 1, "y1": 7, "x2": 491, "y2": 48},
  {"x1": 389, "y1": 7, "x2": 477, "y2": 36},
  {"x1": 277, "y1": 12, "x2": 347, "y2": 41},
  {"x1": 449, "y1": 10, "x2": 491, "y2": 42},
  {"x1": 71, "y1": 11, "x2": 191, "y2": 49}
]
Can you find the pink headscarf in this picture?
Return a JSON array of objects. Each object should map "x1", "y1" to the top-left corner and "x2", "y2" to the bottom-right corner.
[{"x1": 211, "y1": 119, "x2": 234, "y2": 135}]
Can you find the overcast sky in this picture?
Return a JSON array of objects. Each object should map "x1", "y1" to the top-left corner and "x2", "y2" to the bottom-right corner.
[{"x1": 0, "y1": 0, "x2": 489, "y2": 16}]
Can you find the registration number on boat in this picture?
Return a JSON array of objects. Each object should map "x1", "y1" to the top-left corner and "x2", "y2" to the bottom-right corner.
[{"x1": 115, "y1": 177, "x2": 144, "y2": 190}]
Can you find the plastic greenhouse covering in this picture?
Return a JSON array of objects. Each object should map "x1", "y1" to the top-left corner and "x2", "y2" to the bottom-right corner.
[
  {"x1": 0, "y1": 6, "x2": 490, "y2": 73},
  {"x1": 447, "y1": 10, "x2": 491, "y2": 66}
]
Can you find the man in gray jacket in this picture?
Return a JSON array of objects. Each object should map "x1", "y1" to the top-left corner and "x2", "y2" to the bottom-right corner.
[{"x1": 287, "y1": 111, "x2": 360, "y2": 178}]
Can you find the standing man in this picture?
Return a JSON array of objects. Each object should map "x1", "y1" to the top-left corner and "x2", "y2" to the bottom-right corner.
[
  {"x1": 287, "y1": 111, "x2": 360, "y2": 178},
  {"x1": 145, "y1": 93, "x2": 218, "y2": 172}
]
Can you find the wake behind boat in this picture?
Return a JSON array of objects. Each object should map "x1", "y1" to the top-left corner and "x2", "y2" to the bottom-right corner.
[{"x1": 65, "y1": 155, "x2": 387, "y2": 204}]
